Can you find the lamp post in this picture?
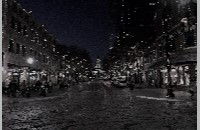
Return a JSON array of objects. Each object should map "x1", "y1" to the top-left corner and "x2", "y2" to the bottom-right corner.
[
  {"x1": 163, "y1": 0, "x2": 174, "y2": 97},
  {"x1": 26, "y1": 57, "x2": 34, "y2": 84}
]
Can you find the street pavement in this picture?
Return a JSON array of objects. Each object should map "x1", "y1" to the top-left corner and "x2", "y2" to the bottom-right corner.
[{"x1": 2, "y1": 81, "x2": 197, "y2": 130}]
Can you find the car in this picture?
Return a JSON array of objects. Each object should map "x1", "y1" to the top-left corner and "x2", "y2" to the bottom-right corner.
[
  {"x1": 116, "y1": 76, "x2": 127, "y2": 87},
  {"x1": 111, "y1": 77, "x2": 119, "y2": 86}
]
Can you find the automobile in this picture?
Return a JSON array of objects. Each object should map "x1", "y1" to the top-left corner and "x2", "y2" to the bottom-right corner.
[
  {"x1": 111, "y1": 77, "x2": 119, "y2": 86},
  {"x1": 116, "y1": 76, "x2": 127, "y2": 87}
]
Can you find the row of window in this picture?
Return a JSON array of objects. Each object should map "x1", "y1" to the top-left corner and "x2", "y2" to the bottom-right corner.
[
  {"x1": 8, "y1": 39, "x2": 49, "y2": 63},
  {"x1": 10, "y1": 16, "x2": 56, "y2": 53},
  {"x1": 144, "y1": 29, "x2": 196, "y2": 64}
]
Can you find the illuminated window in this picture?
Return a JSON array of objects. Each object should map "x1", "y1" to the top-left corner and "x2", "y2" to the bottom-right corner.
[
  {"x1": 8, "y1": 40, "x2": 14, "y2": 52},
  {"x1": 17, "y1": 22, "x2": 21, "y2": 33},
  {"x1": 22, "y1": 45, "x2": 26, "y2": 56},
  {"x1": 16, "y1": 43, "x2": 20, "y2": 54},
  {"x1": 23, "y1": 25, "x2": 27, "y2": 35}
]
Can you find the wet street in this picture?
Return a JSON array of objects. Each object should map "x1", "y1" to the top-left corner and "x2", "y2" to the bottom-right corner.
[{"x1": 3, "y1": 82, "x2": 197, "y2": 130}]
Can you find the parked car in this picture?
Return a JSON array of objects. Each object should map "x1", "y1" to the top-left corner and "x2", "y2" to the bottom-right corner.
[
  {"x1": 117, "y1": 76, "x2": 127, "y2": 87},
  {"x1": 111, "y1": 77, "x2": 119, "y2": 86}
]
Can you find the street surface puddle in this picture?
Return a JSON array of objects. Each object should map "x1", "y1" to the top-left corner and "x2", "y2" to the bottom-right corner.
[{"x1": 136, "y1": 96, "x2": 181, "y2": 102}]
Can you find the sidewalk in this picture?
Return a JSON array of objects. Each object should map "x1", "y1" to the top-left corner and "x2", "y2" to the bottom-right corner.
[
  {"x1": 132, "y1": 88, "x2": 196, "y2": 101},
  {"x1": 102, "y1": 81, "x2": 197, "y2": 101},
  {"x1": 2, "y1": 85, "x2": 70, "y2": 102}
]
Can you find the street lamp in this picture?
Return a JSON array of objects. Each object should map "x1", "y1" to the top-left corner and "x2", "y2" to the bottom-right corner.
[
  {"x1": 163, "y1": 0, "x2": 174, "y2": 97},
  {"x1": 27, "y1": 57, "x2": 34, "y2": 64},
  {"x1": 26, "y1": 57, "x2": 34, "y2": 84}
]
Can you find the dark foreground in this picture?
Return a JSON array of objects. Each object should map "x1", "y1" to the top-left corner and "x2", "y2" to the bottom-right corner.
[{"x1": 3, "y1": 82, "x2": 197, "y2": 130}]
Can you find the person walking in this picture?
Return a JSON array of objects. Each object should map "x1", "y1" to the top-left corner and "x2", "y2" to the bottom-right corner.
[
  {"x1": 35, "y1": 80, "x2": 42, "y2": 92},
  {"x1": 8, "y1": 80, "x2": 17, "y2": 97},
  {"x1": 45, "y1": 81, "x2": 50, "y2": 94},
  {"x1": 40, "y1": 81, "x2": 46, "y2": 97},
  {"x1": 20, "y1": 80, "x2": 27, "y2": 97},
  {"x1": 48, "y1": 80, "x2": 53, "y2": 93},
  {"x1": 129, "y1": 76, "x2": 135, "y2": 90}
]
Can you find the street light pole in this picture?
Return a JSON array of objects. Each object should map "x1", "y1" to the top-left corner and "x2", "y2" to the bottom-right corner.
[
  {"x1": 27, "y1": 57, "x2": 34, "y2": 84},
  {"x1": 163, "y1": 0, "x2": 174, "y2": 97}
]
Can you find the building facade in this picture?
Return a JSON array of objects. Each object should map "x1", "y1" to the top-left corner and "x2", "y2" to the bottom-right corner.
[
  {"x1": 2, "y1": 0, "x2": 61, "y2": 86},
  {"x1": 143, "y1": 0, "x2": 197, "y2": 90}
]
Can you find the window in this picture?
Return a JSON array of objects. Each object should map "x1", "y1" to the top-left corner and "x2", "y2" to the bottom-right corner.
[
  {"x1": 34, "y1": 51, "x2": 37, "y2": 58},
  {"x1": 8, "y1": 40, "x2": 14, "y2": 52},
  {"x1": 22, "y1": 45, "x2": 26, "y2": 56},
  {"x1": 23, "y1": 25, "x2": 27, "y2": 35},
  {"x1": 17, "y1": 22, "x2": 21, "y2": 33},
  {"x1": 38, "y1": 53, "x2": 41, "y2": 61},
  {"x1": 2, "y1": 52, "x2": 5, "y2": 66},
  {"x1": 10, "y1": 16, "x2": 15, "y2": 29},
  {"x1": 43, "y1": 55, "x2": 46, "y2": 63},
  {"x1": 185, "y1": 30, "x2": 195, "y2": 47},
  {"x1": 16, "y1": 43, "x2": 20, "y2": 54},
  {"x1": 30, "y1": 48, "x2": 33, "y2": 55}
]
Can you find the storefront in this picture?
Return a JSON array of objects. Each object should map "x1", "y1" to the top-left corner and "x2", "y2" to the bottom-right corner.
[{"x1": 146, "y1": 47, "x2": 196, "y2": 90}]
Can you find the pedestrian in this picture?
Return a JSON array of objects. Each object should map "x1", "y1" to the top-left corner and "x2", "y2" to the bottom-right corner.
[
  {"x1": 44, "y1": 81, "x2": 49, "y2": 93},
  {"x1": 35, "y1": 80, "x2": 42, "y2": 92},
  {"x1": 48, "y1": 80, "x2": 53, "y2": 93},
  {"x1": 129, "y1": 77, "x2": 135, "y2": 90},
  {"x1": 20, "y1": 80, "x2": 27, "y2": 97},
  {"x1": 8, "y1": 80, "x2": 17, "y2": 97},
  {"x1": 40, "y1": 81, "x2": 46, "y2": 97},
  {"x1": 59, "y1": 81, "x2": 64, "y2": 89}
]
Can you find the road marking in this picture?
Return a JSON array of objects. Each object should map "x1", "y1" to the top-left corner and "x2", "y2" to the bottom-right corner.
[{"x1": 136, "y1": 96, "x2": 181, "y2": 101}]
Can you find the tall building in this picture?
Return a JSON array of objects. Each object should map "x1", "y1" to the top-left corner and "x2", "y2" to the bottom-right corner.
[
  {"x1": 105, "y1": 0, "x2": 157, "y2": 77},
  {"x1": 143, "y1": 0, "x2": 197, "y2": 89},
  {"x1": 2, "y1": 0, "x2": 61, "y2": 86}
]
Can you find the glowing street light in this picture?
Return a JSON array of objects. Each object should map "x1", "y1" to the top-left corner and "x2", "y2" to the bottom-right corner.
[{"x1": 27, "y1": 58, "x2": 34, "y2": 64}]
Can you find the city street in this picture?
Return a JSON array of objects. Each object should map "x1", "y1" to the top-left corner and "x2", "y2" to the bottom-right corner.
[{"x1": 3, "y1": 81, "x2": 197, "y2": 130}]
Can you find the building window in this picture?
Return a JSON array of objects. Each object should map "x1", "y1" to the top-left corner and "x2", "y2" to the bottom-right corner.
[
  {"x1": 17, "y1": 22, "x2": 21, "y2": 33},
  {"x1": 185, "y1": 30, "x2": 195, "y2": 47},
  {"x1": 8, "y1": 40, "x2": 14, "y2": 52},
  {"x1": 22, "y1": 45, "x2": 26, "y2": 56},
  {"x1": 30, "y1": 48, "x2": 33, "y2": 55},
  {"x1": 34, "y1": 51, "x2": 37, "y2": 58},
  {"x1": 23, "y1": 25, "x2": 27, "y2": 35},
  {"x1": 16, "y1": 43, "x2": 20, "y2": 54},
  {"x1": 43, "y1": 55, "x2": 46, "y2": 63},
  {"x1": 38, "y1": 53, "x2": 41, "y2": 61},
  {"x1": 2, "y1": 52, "x2": 5, "y2": 66},
  {"x1": 10, "y1": 16, "x2": 15, "y2": 29},
  {"x1": 12, "y1": 2, "x2": 17, "y2": 11}
]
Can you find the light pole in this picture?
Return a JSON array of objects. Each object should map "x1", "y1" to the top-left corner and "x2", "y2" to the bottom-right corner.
[
  {"x1": 163, "y1": 0, "x2": 174, "y2": 97},
  {"x1": 26, "y1": 57, "x2": 34, "y2": 84}
]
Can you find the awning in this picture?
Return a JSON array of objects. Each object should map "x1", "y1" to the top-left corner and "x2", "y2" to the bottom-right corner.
[
  {"x1": 170, "y1": 47, "x2": 197, "y2": 64},
  {"x1": 147, "y1": 58, "x2": 166, "y2": 69},
  {"x1": 147, "y1": 47, "x2": 197, "y2": 69}
]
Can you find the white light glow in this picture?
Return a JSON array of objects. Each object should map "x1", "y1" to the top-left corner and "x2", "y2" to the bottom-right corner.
[{"x1": 27, "y1": 58, "x2": 34, "y2": 64}]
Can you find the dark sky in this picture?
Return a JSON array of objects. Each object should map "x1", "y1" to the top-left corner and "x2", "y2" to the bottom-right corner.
[{"x1": 17, "y1": 0, "x2": 112, "y2": 62}]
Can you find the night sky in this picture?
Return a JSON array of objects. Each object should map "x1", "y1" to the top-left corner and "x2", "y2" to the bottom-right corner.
[
  {"x1": 17, "y1": 0, "x2": 113, "y2": 61},
  {"x1": 16, "y1": 0, "x2": 157, "y2": 63}
]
